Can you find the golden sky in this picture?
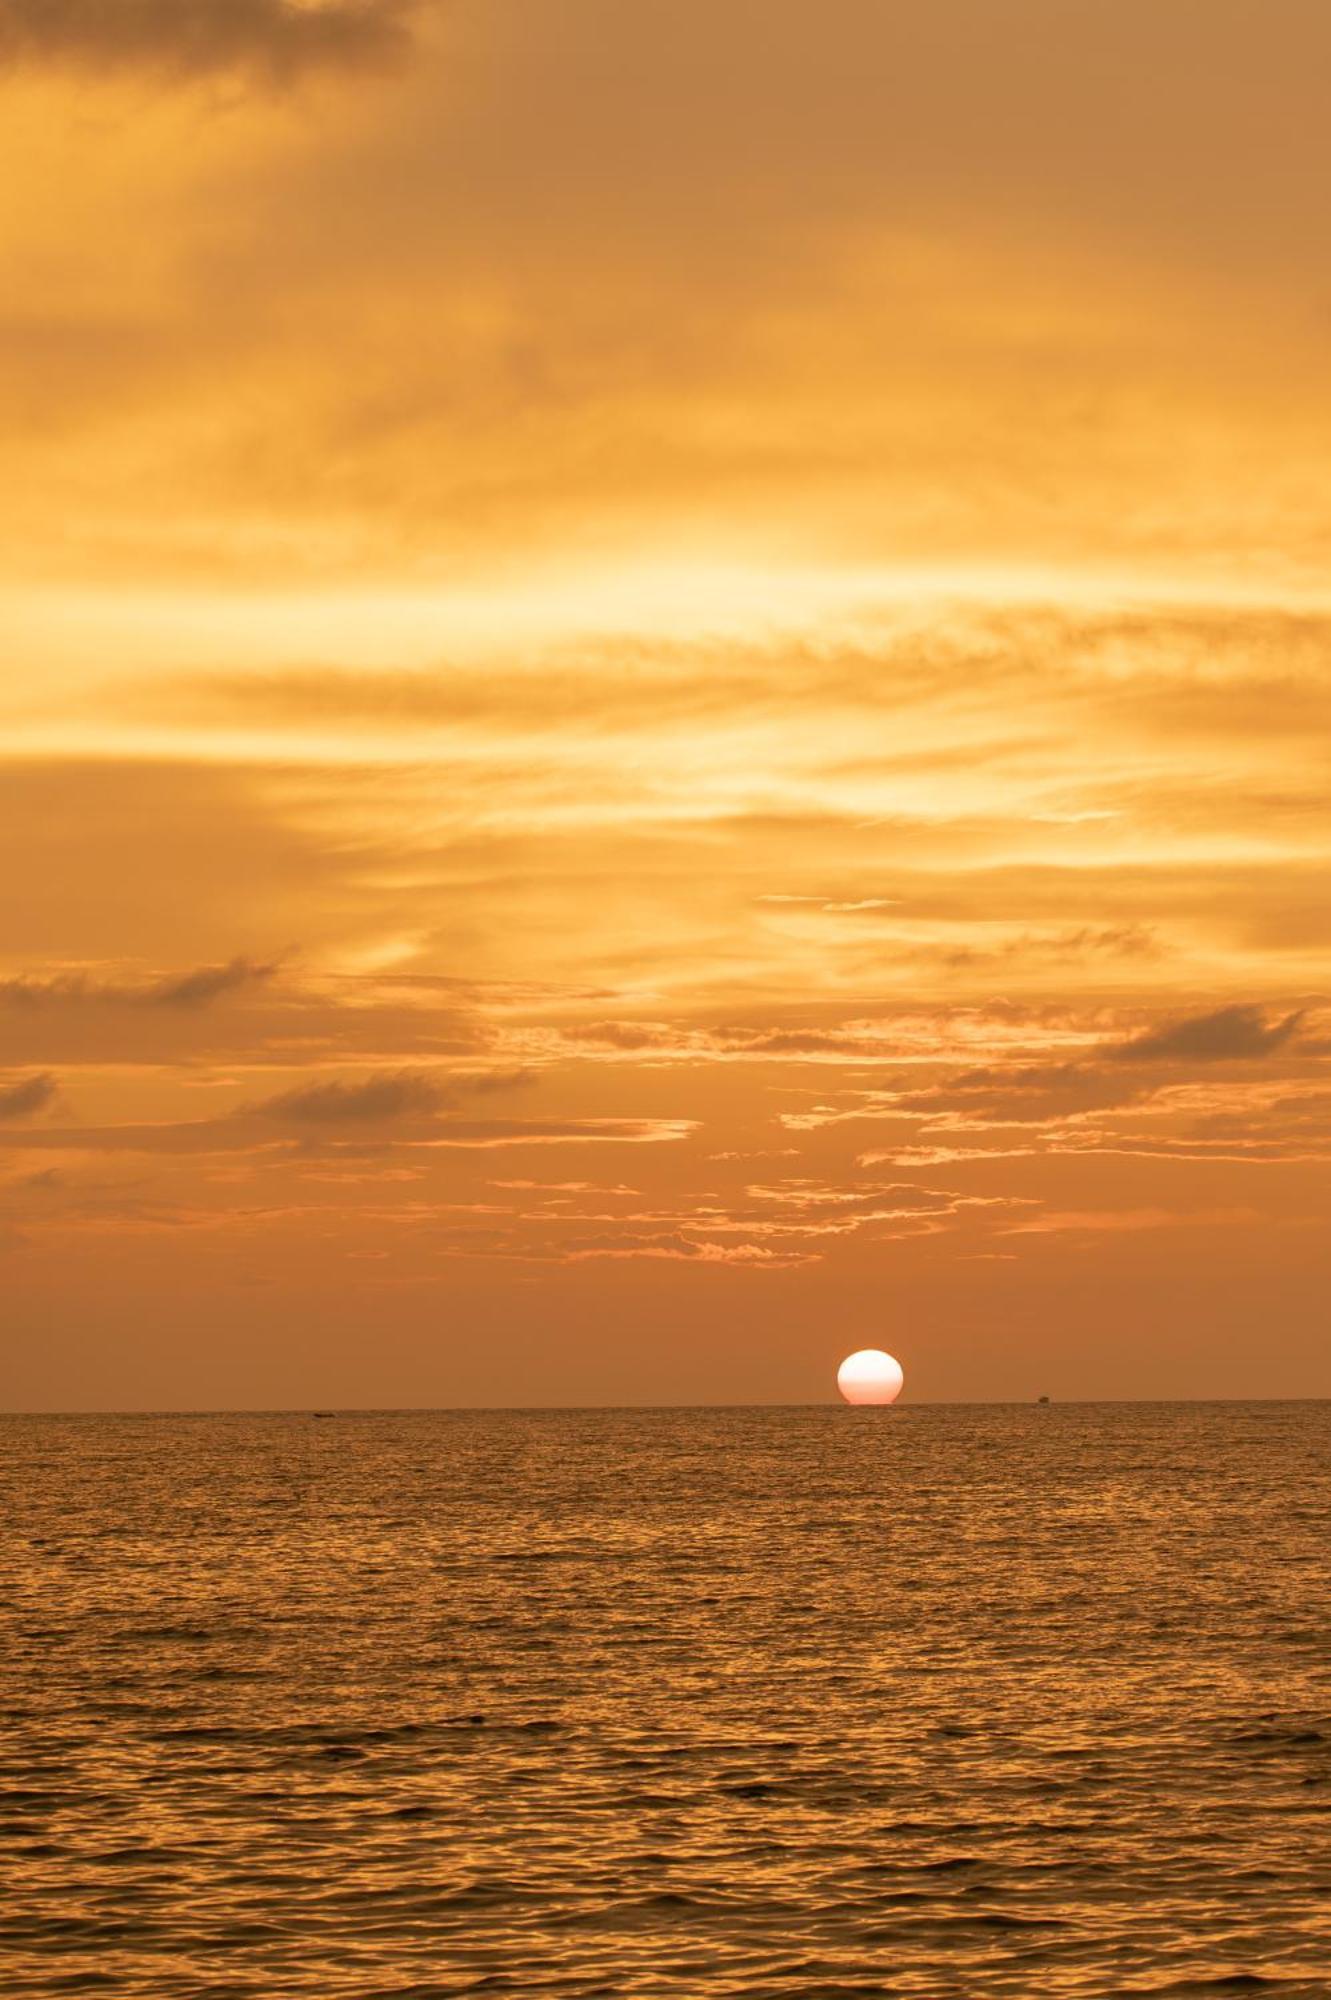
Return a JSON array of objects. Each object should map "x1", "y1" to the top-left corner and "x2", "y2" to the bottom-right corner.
[{"x1": 2, "y1": 1, "x2": 1329, "y2": 1406}]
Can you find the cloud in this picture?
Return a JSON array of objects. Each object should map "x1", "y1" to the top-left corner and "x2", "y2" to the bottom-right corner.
[
  {"x1": 0, "y1": 957, "x2": 276, "y2": 1010},
  {"x1": 249, "y1": 1064, "x2": 539, "y2": 1126},
  {"x1": 560, "y1": 1232, "x2": 805, "y2": 1268},
  {"x1": 719, "y1": 1027, "x2": 882, "y2": 1057},
  {"x1": 562, "y1": 1021, "x2": 678, "y2": 1052},
  {"x1": 0, "y1": 0, "x2": 421, "y2": 81},
  {"x1": 1109, "y1": 1004, "x2": 1306, "y2": 1064},
  {"x1": 0, "y1": 1071, "x2": 57, "y2": 1120},
  {"x1": 886, "y1": 1061, "x2": 1149, "y2": 1127},
  {"x1": 0, "y1": 1111, "x2": 697, "y2": 1157},
  {"x1": 416, "y1": 1119, "x2": 696, "y2": 1150},
  {"x1": 252, "y1": 1068, "x2": 452, "y2": 1124},
  {"x1": 1002, "y1": 1206, "x2": 1263, "y2": 1238},
  {"x1": 150, "y1": 957, "x2": 279, "y2": 1008}
]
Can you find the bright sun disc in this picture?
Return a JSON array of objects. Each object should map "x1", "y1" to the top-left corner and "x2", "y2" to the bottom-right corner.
[{"x1": 837, "y1": 1349, "x2": 904, "y2": 1405}]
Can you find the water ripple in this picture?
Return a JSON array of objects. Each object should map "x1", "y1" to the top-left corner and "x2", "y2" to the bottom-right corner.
[{"x1": 1, "y1": 1403, "x2": 1329, "y2": 1996}]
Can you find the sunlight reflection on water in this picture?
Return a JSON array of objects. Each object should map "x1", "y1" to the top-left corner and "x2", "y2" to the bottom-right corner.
[{"x1": 2, "y1": 1402, "x2": 1329, "y2": 1996}]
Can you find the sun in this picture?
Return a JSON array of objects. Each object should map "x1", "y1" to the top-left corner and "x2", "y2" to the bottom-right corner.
[{"x1": 837, "y1": 1349, "x2": 905, "y2": 1405}]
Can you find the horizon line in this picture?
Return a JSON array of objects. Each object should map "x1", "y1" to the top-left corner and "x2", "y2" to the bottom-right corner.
[{"x1": 2, "y1": 1395, "x2": 1328, "y2": 1418}]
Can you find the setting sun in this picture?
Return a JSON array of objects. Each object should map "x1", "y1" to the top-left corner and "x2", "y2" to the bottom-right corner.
[{"x1": 837, "y1": 1350, "x2": 906, "y2": 1406}]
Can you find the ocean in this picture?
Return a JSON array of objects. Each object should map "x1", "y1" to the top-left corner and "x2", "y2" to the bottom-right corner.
[{"x1": 2, "y1": 1403, "x2": 1328, "y2": 1996}]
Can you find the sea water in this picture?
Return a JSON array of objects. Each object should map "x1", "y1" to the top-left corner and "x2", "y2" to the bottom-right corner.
[{"x1": 2, "y1": 1403, "x2": 1329, "y2": 1996}]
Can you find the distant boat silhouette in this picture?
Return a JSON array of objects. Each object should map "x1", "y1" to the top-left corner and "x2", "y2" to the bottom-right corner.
[{"x1": 1037, "y1": 1395, "x2": 1051, "y2": 1404}]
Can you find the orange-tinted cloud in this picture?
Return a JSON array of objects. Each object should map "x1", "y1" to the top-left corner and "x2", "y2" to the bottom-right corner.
[
  {"x1": 1, "y1": 957, "x2": 277, "y2": 1010},
  {"x1": 0, "y1": 0, "x2": 421, "y2": 81},
  {"x1": 0, "y1": 1072, "x2": 58, "y2": 1120},
  {"x1": 253, "y1": 1068, "x2": 457, "y2": 1124},
  {"x1": 1109, "y1": 1004, "x2": 1306, "y2": 1064}
]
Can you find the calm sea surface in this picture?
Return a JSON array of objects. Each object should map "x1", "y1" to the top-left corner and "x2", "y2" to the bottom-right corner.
[{"x1": 2, "y1": 1404, "x2": 1329, "y2": 1997}]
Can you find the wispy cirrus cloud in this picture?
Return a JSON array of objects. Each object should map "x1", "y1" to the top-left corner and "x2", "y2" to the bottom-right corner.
[
  {"x1": 1000, "y1": 1206, "x2": 1265, "y2": 1238},
  {"x1": 0, "y1": 957, "x2": 277, "y2": 1010},
  {"x1": 0, "y1": 1110, "x2": 696, "y2": 1158},
  {"x1": 253, "y1": 1067, "x2": 453, "y2": 1124},
  {"x1": 0, "y1": 1071, "x2": 57, "y2": 1120},
  {"x1": 250, "y1": 1066, "x2": 533, "y2": 1124},
  {"x1": 0, "y1": 0, "x2": 423, "y2": 81},
  {"x1": 1108, "y1": 1003, "x2": 1306, "y2": 1064},
  {"x1": 560, "y1": 1234, "x2": 802, "y2": 1268},
  {"x1": 152, "y1": 958, "x2": 281, "y2": 1008},
  {"x1": 768, "y1": 997, "x2": 1330, "y2": 1177}
]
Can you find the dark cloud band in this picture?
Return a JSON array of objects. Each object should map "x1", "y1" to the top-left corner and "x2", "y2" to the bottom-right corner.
[
  {"x1": 1110, "y1": 1004, "x2": 1305, "y2": 1064},
  {"x1": 0, "y1": 1071, "x2": 58, "y2": 1120},
  {"x1": 0, "y1": 0, "x2": 420, "y2": 80},
  {"x1": 0, "y1": 958, "x2": 276, "y2": 1010}
]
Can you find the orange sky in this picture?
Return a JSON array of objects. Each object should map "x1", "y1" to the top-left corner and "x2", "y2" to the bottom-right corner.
[{"x1": 2, "y1": 1, "x2": 1328, "y2": 1407}]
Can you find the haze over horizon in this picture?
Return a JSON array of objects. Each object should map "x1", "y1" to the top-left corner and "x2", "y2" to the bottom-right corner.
[{"x1": 2, "y1": 0, "x2": 1329, "y2": 1409}]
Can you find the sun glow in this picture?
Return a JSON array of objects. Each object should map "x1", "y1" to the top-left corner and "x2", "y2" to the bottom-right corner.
[{"x1": 836, "y1": 1350, "x2": 905, "y2": 1406}]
